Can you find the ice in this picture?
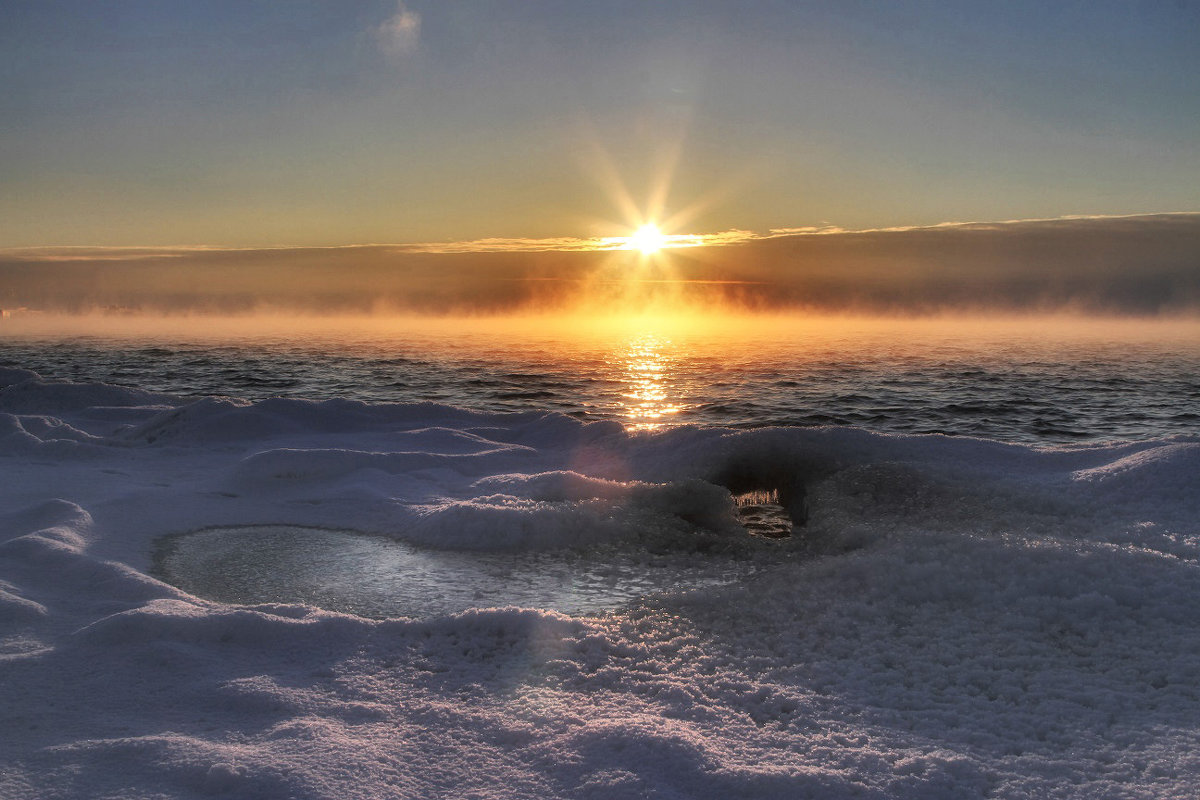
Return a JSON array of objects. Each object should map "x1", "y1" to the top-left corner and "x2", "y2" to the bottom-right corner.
[
  {"x1": 2, "y1": 371, "x2": 1199, "y2": 798},
  {"x1": 155, "y1": 525, "x2": 761, "y2": 618}
]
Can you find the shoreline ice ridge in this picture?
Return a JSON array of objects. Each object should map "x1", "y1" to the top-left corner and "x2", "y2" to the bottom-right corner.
[{"x1": 1, "y1": 375, "x2": 1199, "y2": 798}]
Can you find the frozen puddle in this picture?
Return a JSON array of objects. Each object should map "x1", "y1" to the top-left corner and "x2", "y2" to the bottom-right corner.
[{"x1": 155, "y1": 525, "x2": 761, "y2": 618}]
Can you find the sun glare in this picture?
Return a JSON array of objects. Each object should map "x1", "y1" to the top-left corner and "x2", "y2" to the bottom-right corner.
[{"x1": 628, "y1": 223, "x2": 666, "y2": 255}]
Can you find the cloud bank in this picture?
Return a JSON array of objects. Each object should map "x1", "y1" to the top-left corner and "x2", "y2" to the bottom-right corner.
[{"x1": 1, "y1": 214, "x2": 1198, "y2": 316}]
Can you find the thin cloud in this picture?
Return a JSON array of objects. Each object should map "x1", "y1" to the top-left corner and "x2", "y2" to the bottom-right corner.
[
  {"x1": 776, "y1": 212, "x2": 1200, "y2": 238},
  {"x1": 768, "y1": 226, "x2": 846, "y2": 236},
  {"x1": 5, "y1": 214, "x2": 1197, "y2": 261},
  {"x1": 400, "y1": 237, "x2": 601, "y2": 254},
  {"x1": 374, "y1": 1, "x2": 420, "y2": 59},
  {"x1": 394, "y1": 230, "x2": 762, "y2": 254},
  {"x1": 0, "y1": 244, "x2": 381, "y2": 262}
]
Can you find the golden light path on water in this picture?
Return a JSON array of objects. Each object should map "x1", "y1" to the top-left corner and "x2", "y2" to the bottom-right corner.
[{"x1": 612, "y1": 332, "x2": 685, "y2": 430}]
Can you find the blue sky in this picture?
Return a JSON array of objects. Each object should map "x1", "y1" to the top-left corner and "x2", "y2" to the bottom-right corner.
[{"x1": 2, "y1": 0, "x2": 1198, "y2": 246}]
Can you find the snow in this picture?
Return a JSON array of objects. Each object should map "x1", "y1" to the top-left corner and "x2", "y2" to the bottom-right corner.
[{"x1": 2, "y1": 371, "x2": 1199, "y2": 798}]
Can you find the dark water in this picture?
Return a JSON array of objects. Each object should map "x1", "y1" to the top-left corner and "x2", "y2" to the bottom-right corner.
[{"x1": 2, "y1": 316, "x2": 1197, "y2": 444}]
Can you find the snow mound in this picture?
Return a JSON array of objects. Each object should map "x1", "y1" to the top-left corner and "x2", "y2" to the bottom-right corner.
[{"x1": 2, "y1": 386, "x2": 1199, "y2": 798}]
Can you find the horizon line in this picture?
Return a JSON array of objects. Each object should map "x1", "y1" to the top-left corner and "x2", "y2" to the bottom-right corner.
[{"x1": 2, "y1": 210, "x2": 1198, "y2": 260}]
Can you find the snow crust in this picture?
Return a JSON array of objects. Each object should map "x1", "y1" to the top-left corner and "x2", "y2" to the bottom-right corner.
[{"x1": 2, "y1": 371, "x2": 1199, "y2": 799}]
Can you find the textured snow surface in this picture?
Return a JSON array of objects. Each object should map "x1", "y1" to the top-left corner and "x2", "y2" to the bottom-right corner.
[{"x1": 2, "y1": 372, "x2": 1199, "y2": 799}]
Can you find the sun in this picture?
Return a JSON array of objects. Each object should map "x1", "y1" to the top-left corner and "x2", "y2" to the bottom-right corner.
[{"x1": 628, "y1": 223, "x2": 666, "y2": 255}]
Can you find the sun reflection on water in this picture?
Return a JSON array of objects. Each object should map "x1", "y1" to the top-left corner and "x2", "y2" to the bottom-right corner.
[{"x1": 614, "y1": 333, "x2": 685, "y2": 430}]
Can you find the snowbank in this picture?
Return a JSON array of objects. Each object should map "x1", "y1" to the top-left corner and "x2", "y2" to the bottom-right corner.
[{"x1": 1, "y1": 372, "x2": 1198, "y2": 798}]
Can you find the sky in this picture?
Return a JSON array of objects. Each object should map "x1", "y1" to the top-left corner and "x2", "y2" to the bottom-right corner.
[{"x1": 3, "y1": 0, "x2": 1199, "y2": 248}]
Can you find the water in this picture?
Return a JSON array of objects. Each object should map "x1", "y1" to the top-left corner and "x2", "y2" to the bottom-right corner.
[
  {"x1": 2, "y1": 314, "x2": 1198, "y2": 444},
  {"x1": 155, "y1": 525, "x2": 763, "y2": 619}
]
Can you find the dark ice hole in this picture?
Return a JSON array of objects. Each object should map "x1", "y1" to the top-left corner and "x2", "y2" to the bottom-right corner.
[
  {"x1": 711, "y1": 457, "x2": 819, "y2": 537},
  {"x1": 733, "y1": 489, "x2": 795, "y2": 539}
]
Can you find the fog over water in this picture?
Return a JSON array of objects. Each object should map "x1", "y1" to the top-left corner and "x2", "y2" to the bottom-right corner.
[{"x1": 3, "y1": 214, "x2": 1199, "y2": 316}]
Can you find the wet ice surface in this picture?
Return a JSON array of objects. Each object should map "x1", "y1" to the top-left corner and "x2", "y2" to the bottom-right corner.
[{"x1": 156, "y1": 525, "x2": 762, "y2": 618}]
